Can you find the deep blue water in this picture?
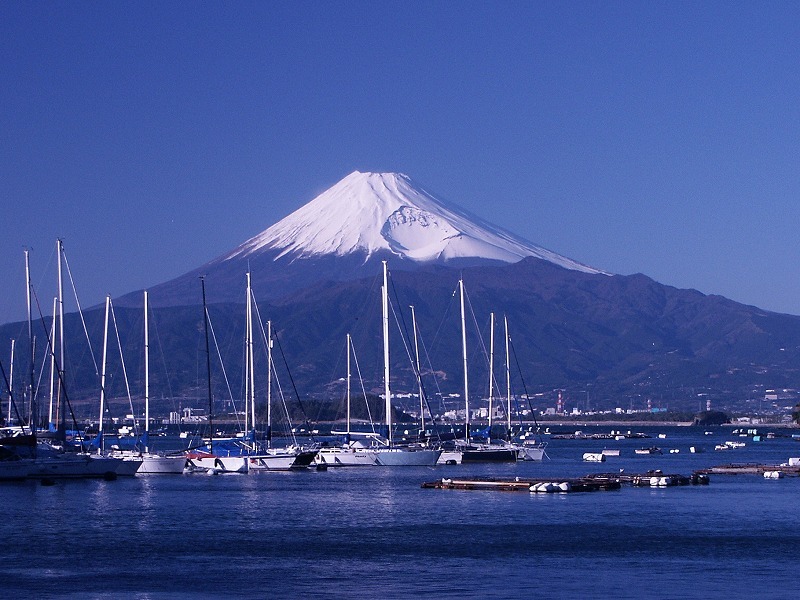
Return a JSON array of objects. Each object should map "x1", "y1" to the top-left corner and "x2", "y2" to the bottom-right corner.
[{"x1": 2, "y1": 426, "x2": 799, "y2": 599}]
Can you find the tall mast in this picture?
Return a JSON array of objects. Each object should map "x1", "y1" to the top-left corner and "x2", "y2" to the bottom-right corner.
[
  {"x1": 505, "y1": 315, "x2": 511, "y2": 440},
  {"x1": 382, "y1": 261, "x2": 392, "y2": 445},
  {"x1": 346, "y1": 333, "x2": 351, "y2": 439},
  {"x1": 144, "y1": 290, "x2": 150, "y2": 452},
  {"x1": 48, "y1": 296, "x2": 56, "y2": 427},
  {"x1": 266, "y1": 319, "x2": 272, "y2": 444},
  {"x1": 98, "y1": 295, "x2": 110, "y2": 453},
  {"x1": 56, "y1": 239, "x2": 65, "y2": 431},
  {"x1": 25, "y1": 249, "x2": 35, "y2": 432},
  {"x1": 7, "y1": 340, "x2": 15, "y2": 426},
  {"x1": 410, "y1": 305, "x2": 424, "y2": 433},
  {"x1": 460, "y1": 278, "x2": 469, "y2": 443},
  {"x1": 201, "y1": 277, "x2": 213, "y2": 454},
  {"x1": 245, "y1": 272, "x2": 254, "y2": 434},
  {"x1": 488, "y1": 311, "x2": 494, "y2": 443}
]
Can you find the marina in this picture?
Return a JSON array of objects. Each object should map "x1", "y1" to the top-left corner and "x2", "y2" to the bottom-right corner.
[
  {"x1": 2, "y1": 425, "x2": 800, "y2": 598},
  {"x1": 2, "y1": 5, "x2": 798, "y2": 599}
]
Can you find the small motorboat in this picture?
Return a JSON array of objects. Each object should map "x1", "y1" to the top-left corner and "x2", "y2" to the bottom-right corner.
[{"x1": 634, "y1": 446, "x2": 662, "y2": 455}]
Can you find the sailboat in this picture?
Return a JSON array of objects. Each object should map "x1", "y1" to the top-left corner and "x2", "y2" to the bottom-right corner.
[
  {"x1": 92, "y1": 294, "x2": 142, "y2": 476},
  {"x1": 313, "y1": 333, "x2": 379, "y2": 467},
  {"x1": 185, "y1": 277, "x2": 249, "y2": 474},
  {"x1": 371, "y1": 262, "x2": 441, "y2": 467},
  {"x1": 0, "y1": 244, "x2": 127, "y2": 480},
  {"x1": 118, "y1": 291, "x2": 186, "y2": 474},
  {"x1": 242, "y1": 273, "x2": 317, "y2": 471},
  {"x1": 438, "y1": 280, "x2": 517, "y2": 464},
  {"x1": 496, "y1": 315, "x2": 545, "y2": 461}
]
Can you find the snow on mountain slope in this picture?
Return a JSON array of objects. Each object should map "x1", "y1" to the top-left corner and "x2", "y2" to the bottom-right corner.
[{"x1": 223, "y1": 171, "x2": 605, "y2": 274}]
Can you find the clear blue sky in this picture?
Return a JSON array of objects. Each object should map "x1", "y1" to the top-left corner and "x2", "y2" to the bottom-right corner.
[{"x1": 2, "y1": 1, "x2": 799, "y2": 325}]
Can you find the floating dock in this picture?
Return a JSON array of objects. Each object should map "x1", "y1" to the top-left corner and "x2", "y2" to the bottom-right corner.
[
  {"x1": 421, "y1": 471, "x2": 709, "y2": 494},
  {"x1": 696, "y1": 463, "x2": 800, "y2": 476},
  {"x1": 421, "y1": 476, "x2": 620, "y2": 493}
]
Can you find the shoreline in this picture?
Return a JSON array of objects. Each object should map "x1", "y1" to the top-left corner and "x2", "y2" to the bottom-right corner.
[{"x1": 534, "y1": 420, "x2": 797, "y2": 428}]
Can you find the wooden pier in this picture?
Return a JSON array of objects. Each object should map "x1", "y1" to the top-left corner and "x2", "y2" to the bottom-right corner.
[
  {"x1": 422, "y1": 470, "x2": 710, "y2": 493},
  {"x1": 421, "y1": 476, "x2": 619, "y2": 493}
]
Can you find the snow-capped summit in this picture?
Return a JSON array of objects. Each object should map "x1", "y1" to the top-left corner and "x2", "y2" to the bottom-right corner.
[
  {"x1": 119, "y1": 171, "x2": 606, "y2": 308},
  {"x1": 223, "y1": 171, "x2": 603, "y2": 274}
]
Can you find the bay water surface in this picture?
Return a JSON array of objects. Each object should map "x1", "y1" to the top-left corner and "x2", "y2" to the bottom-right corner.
[{"x1": 2, "y1": 426, "x2": 798, "y2": 599}]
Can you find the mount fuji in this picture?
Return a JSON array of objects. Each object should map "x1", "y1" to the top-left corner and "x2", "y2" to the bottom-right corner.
[
  {"x1": 127, "y1": 171, "x2": 605, "y2": 307},
  {"x1": 5, "y1": 171, "x2": 800, "y2": 412},
  {"x1": 226, "y1": 171, "x2": 601, "y2": 271}
]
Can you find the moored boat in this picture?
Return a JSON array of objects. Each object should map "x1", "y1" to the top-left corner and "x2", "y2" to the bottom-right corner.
[
  {"x1": 314, "y1": 442, "x2": 379, "y2": 467},
  {"x1": 634, "y1": 447, "x2": 662, "y2": 455}
]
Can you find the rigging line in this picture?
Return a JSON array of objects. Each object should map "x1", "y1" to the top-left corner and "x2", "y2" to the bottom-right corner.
[
  {"x1": 272, "y1": 356, "x2": 298, "y2": 443},
  {"x1": 331, "y1": 336, "x2": 350, "y2": 425},
  {"x1": 250, "y1": 299, "x2": 286, "y2": 437},
  {"x1": 205, "y1": 307, "x2": 243, "y2": 431},
  {"x1": 0, "y1": 358, "x2": 28, "y2": 433},
  {"x1": 426, "y1": 281, "x2": 458, "y2": 356},
  {"x1": 29, "y1": 284, "x2": 86, "y2": 450},
  {"x1": 148, "y1": 305, "x2": 177, "y2": 409},
  {"x1": 508, "y1": 330, "x2": 541, "y2": 432},
  {"x1": 469, "y1": 309, "x2": 504, "y2": 403},
  {"x1": 349, "y1": 335, "x2": 377, "y2": 433},
  {"x1": 388, "y1": 277, "x2": 442, "y2": 441},
  {"x1": 327, "y1": 336, "x2": 348, "y2": 417},
  {"x1": 61, "y1": 249, "x2": 100, "y2": 377},
  {"x1": 464, "y1": 285, "x2": 492, "y2": 373},
  {"x1": 34, "y1": 334, "x2": 48, "y2": 414},
  {"x1": 271, "y1": 333, "x2": 315, "y2": 443},
  {"x1": 423, "y1": 281, "x2": 461, "y2": 419},
  {"x1": 109, "y1": 298, "x2": 137, "y2": 436},
  {"x1": 412, "y1": 304, "x2": 447, "y2": 407},
  {"x1": 251, "y1": 304, "x2": 283, "y2": 433},
  {"x1": 251, "y1": 296, "x2": 301, "y2": 437},
  {"x1": 35, "y1": 243, "x2": 58, "y2": 300},
  {"x1": 416, "y1": 319, "x2": 446, "y2": 418},
  {"x1": 268, "y1": 345, "x2": 297, "y2": 444}
]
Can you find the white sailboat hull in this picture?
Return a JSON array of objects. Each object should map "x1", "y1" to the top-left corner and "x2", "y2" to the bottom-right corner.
[
  {"x1": 314, "y1": 447, "x2": 379, "y2": 467},
  {"x1": 374, "y1": 448, "x2": 442, "y2": 466},
  {"x1": 187, "y1": 455, "x2": 249, "y2": 473},
  {"x1": 108, "y1": 450, "x2": 182, "y2": 474},
  {"x1": 248, "y1": 452, "x2": 297, "y2": 471},
  {"x1": 438, "y1": 450, "x2": 463, "y2": 465},
  {"x1": 138, "y1": 454, "x2": 187, "y2": 474},
  {"x1": 28, "y1": 454, "x2": 125, "y2": 479},
  {"x1": 516, "y1": 445, "x2": 545, "y2": 461},
  {"x1": 114, "y1": 456, "x2": 143, "y2": 476}
]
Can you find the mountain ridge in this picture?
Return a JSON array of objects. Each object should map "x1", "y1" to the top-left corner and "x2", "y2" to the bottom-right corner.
[
  {"x1": 8, "y1": 257, "x2": 798, "y2": 414},
  {"x1": 4, "y1": 172, "x2": 799, "y2": 416}
]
